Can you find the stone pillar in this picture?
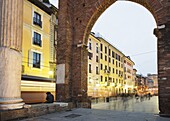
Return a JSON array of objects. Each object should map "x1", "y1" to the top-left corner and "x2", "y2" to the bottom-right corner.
[{"x1": 0, "y1": 0, "x2": 24, "y2": 110}]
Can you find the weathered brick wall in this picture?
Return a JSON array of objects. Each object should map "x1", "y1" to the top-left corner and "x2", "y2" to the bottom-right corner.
[
  {"x1": 58, "y1": 0, "x2": 170, "y2": 114},
  {"x1": 157, "y1": 23, "x2": 170, "y2": 115},
  {"x1": 57, "y1": 0, "x2": 75, "y2": 102}
]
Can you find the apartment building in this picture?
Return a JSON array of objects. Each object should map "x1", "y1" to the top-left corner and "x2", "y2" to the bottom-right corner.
[
  {"x1": 87, "y1": 33, "x2": 135, "y2": 98},
  {"x1": 21, "y1": 0, "x2": 58, "y2": 103},
  {"x1": 87, "y1": 34, "x2": 100, "y2": 97}
]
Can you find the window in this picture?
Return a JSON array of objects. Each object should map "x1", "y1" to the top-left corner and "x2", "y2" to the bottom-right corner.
[
  {"x1": 89, "y1": 43, "x2": 92, "y2": 50},
  {"x1": 96, "y1": 56, "x2": 99, "y2": 62},
  {"x1": 100, "y1": 53, "x2": 103, "y2": 59},
  {"x1": 96, "y1": 67, "x2": 99, "y2": 74},
  {"x1": 89, "y1": 64, "x2": 92, "y2": 73},
  {"x1": 119, "y1": 70, "x2": 121, "y2": 75},
  {"x1": 33, "y1": 32, "x2": 42, "y2": 46},
  {"x1": 105, "y1": 55, "x2": 107, "y2": 61},
  {"x1": 112, "y1": 68, "x2": 114, "y2": 73},
  {"x1": 118, "y1": 55, "x2": 121, "y2": 61},
  {"x1": 112, "y1": 51, "x2": 114, "y2": 58},
  {"x1": 33, "y1": 12, "x2": 42, "y2": 27},
  {"x1": 100, "y1": 43, "x2": 103, "y2": 51},
  {"x1": 109, "y1": 57, "x2": 111, "y2": 63},
  {"x1": 101, "y1": 76, "x2": 103, "y2": 82},
  {"x1": 33, "y1": 52, "x2": 41, "y2": 68},
  {"x1": 96, "y1": 44, "x2": 99, "y2": 53},
  {"x1": 105, "y1": 46, "x2": 107, "y2": 54},
  {"x1": 116, "y1": 54, "x2": 120, "y2": 61},
  {"x1": 105, "y1": 65, "x2": 107, "y2": 70},
  {"x1": 88, "y1": 52, "x2": 93, "y2": 60},
  {"x1": 105, "y1": 77, "x2": 107, "y2": 82},
  {"x1": 116, "y1": 61, "x2": 118, "y2": 67},
  {"x1": 109, "y1": 49, "x2": 111, "y2": 56},
  {"x1": 116, "y1": 69, "x2": 118, "y2": 74},
  {"x1": 112, "y1": 59, "x2": 114, "y2": 64},
  {"x1": 101, "y1": 64, "x2": 103, "y2": 70}
]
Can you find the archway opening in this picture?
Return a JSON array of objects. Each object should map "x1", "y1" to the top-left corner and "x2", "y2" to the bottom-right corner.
[{"x1": 86, "y1": 1, "x2": 158, "y2": 113}]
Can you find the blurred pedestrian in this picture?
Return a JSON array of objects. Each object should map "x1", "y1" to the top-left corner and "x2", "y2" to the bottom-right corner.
[
  {"x1": 135, "y1": 93, "x2": 139, "y2": 101},
  {"x1": 148, "y1": 93, "x2": 151, "y2": 100}
]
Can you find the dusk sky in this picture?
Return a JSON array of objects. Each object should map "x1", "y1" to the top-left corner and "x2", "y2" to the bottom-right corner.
[{"x1": 49, "y1": 0, "x2": 157, "y2": 76}]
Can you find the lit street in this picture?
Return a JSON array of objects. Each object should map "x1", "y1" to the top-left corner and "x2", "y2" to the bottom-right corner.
[{"x1": 92, "y1": 96, "x2": 159, "y2": 114}]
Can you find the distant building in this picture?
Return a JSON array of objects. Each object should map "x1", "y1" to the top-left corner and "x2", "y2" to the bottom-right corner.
[
  {"x1": 123, "y1": 56, "x2": 135, "y2": 94},
  {"x1": 146, "y1": 74, "x2": 158, "y2": 95},
  {"x1": 87, "y1": 33, "x2": 136, "y2": 98},
  {"x1": 136, "y1": 74, "x2": 148, "y2": 95},
  {"x1": 147, "y1": 74, "x2": 158, "y2": 87}
]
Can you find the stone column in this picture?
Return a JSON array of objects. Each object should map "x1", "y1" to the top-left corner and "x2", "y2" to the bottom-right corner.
[{"x1": 0, "y1": 0, "x2": 24, "y2": 110}]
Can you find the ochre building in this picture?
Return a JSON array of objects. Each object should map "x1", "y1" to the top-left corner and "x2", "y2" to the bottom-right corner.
[
  {"x1": 21, "y1": 0, "x2": 57, "y2": 103},
  {"x1": 87, "y1": 33, "x2": 135, "y2": 99}
]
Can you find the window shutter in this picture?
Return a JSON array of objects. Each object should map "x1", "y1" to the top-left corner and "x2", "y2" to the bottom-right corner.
[
  {"x1": 28, "y1": 50, "x2": 33, "y2": 67},
  {"x1": 41, "y1": 54, "x2": 44, "y2": 69}
]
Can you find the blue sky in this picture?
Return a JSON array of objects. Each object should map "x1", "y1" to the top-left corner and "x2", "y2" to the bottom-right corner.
[{"x1": 49, "y1": 0, "x2": 157, "y2": 76}]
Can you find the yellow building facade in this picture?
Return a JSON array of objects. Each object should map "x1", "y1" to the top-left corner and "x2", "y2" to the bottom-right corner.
[
  {"x1": 21, "y1": 0, "x2": 57, "y2": 103},
  {"x1": 88, "y1": 33, "x2": 128, "y2": 98},
  {"x1": 87, "y1": 34, "x2": 100, "y2": 97},
  {"x1": 98, "y1": 37, "x2": 124, "y2": 97}
]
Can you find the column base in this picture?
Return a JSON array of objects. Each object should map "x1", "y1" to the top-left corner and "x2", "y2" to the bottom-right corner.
[
  {"x1": 0, "y1": 102, "x2": 25, "y2": 110},
  {"x1": 0, "y1": 98, "x2": 24, "y2": 110}
]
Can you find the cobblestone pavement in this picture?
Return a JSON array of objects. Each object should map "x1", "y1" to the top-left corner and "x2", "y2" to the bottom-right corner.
[
  {"x1": 92, "y1": 96, "x2": 159, "y2": 114},
  {"x1": 21, "y1": 108, "x2": 170, "y2": 121}
]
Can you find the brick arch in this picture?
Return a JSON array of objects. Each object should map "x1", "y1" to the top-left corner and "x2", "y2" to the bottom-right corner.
[
  {"x1": 57, "y1": 0, "x2": 170, "y2": 114},
  {"x1": 83, "y1": 0, "x2": 165, "y2": 45}
]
